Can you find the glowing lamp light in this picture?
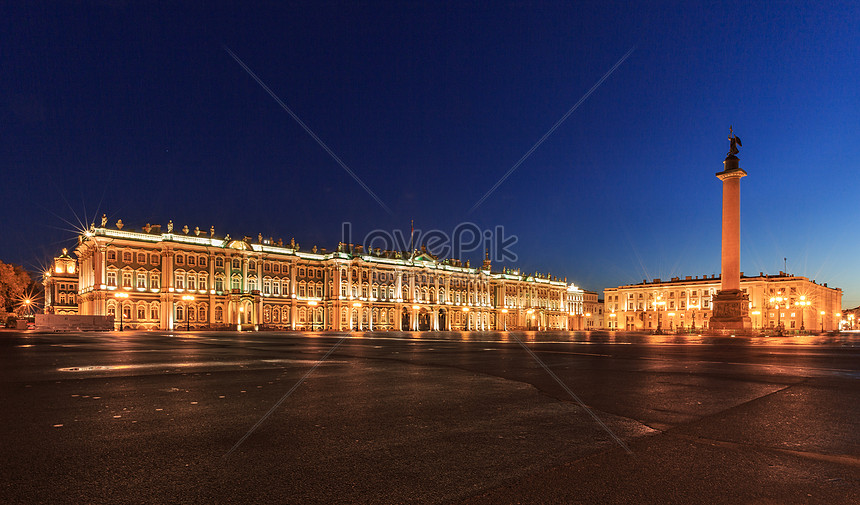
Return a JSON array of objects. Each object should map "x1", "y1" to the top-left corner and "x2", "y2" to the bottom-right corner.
[
  {"x1": 308, "y1": 300, "x2": 318, "y2": 306},
  {"x1": 412, "y1": 305, "x2": 420, "y2": 310},
  {"x1": 501, "y1": 309, "x2": 508, "y2": 313},
  {"x1": 462, "y1": 307, "x2": 469, "y2": 312},
  {"x1": 352, "y1": 302, "x2": 362, "y2": 308}
]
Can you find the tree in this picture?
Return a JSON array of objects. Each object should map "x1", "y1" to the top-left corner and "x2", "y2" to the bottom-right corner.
[{"x1": 0, "y1": 261, "x2": 31, "y2": 314}]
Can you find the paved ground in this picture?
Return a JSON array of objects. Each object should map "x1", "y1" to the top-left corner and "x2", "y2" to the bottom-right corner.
[{"x1": 1, "y1": 330, "x2": 858, "y2": 504}]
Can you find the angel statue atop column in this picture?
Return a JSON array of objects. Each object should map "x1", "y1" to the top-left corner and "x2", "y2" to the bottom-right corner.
[{"x1": 727, "y1": 125, "x2": 742, "y2": 157}]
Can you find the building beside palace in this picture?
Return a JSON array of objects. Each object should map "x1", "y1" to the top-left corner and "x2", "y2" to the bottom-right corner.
[
  {"x1": 42, "y1": 249, "x2": 79, "y2": 315},
  {"x1": 603, "y1": 272, "x2": 842, "y2": 332},
  {"x1": 582, "y1": 290, "x2": 604, "y2": 330},
  {"x1": 68, "y1": 218, "x2": 588, "y2": 331}
]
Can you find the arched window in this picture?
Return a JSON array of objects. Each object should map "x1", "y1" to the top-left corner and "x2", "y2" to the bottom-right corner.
[
  {"x1": 249, "y1": 260, "x2": 256, "y2": 270},
  {"x1": 150, "y1": 302, "x2": 159, "y2": 320},
  {"x1": 215, "y1": 275, "x2": 224, "y2": 292},
  {"x1": 272, "y1": 280, "x2": 280, "y2": 295},
  {"x1": 216, "y1": 257, "x2": 224, "y2": 268},
  {"x1": 198, "y1": 304, "x2": 207, "y2": 322},
  {"x1": 273, "y1": 307, "x2": 280, "y2": 323},
  {"x1": 198, "y1": 256, "x2": 206, "y2": 267},
  {"x1": 107, "y1": 270, "x2": 117, "y2": 287},
  {"x1": 231, "y1": 275, "x2": 241, "y2": 291},
  {"x1": 150, "y1": 272, "x2": 160, "y2": 290},
  {"x1": 175, "y1": 271, "x2": 185, "y2": 290},
  {"x1": 137, "y1": 304, "x2": 146, "y2": 320},
  {"x1": 248, "y1": 276, "x2": 257, "y2": 292},
  {"x1": 198, "y1": 272, "x2": 207, "y2": 291},
  {"x1": 107, "y1": 250, "x2": 117, "y2": 261},
  {"x1": 122, "y1": 251, "x2": 132, "y2": 262},
  {"x1": 232, "y1": 258, "x2": 241, "y2": 270},
  {"x1": 214, "y1": 305, "x2": 223, "y2": 322}
]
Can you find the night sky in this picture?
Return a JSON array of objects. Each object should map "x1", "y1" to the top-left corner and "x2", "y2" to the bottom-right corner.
[{"x1": 2, "y1": 2, "x2": 858, "y2": 307}]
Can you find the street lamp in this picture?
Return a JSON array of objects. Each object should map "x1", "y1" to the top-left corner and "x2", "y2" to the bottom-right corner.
[
  {"x1": 114, "y1": 292, "x2": 129, "y2": 331},
  {"x1": 769, "y1": 292, "x2": 785, "y2": 333},
  {"x1": 795, "y1": 296, "x2": 810, "y2": 332},
  {"x1": 463, "y1": 306, "x2": 470, "y2": 331},
  {"x1": 820, "y1": 311, "x2": 826, "y2": 333},
  {"x1": 182, "y1": 295, "x2": 194, "y2": 331},
  {"x1": 501, "y1": 308, "x2": 508, "y2": 331},
  {"x1": 653, "y1": 295, "x2": 666, "y2": 334}
]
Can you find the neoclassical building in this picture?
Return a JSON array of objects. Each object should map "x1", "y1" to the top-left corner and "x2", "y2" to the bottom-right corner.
[
  {"x1": 42, "y1": 249, "x2": 79, "y2": 315},
  {"x1": 604, "y1": 272, "x2": 842, "y2": 332},
  {"x1": 73, "y1": 218, "x2": 585, "y2": 331}
]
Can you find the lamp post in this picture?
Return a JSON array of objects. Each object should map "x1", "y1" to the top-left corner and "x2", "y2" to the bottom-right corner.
[
  {"x1": 501, "y1": 308, "x2": 508, "y2": 331},
  {"x1": 820, "y1": 311, "x2": 825, "y2": 333},
  {"x1": 352, "y1": 302, "x2": 362, "y2": 330},
  {"x1": 463, "y1": 306, "x2": 470, "y2": 331},
  {"x1": 769, "y1": 292, "x2": 784, "y2": 333},
  {"x1": 308, "y1": 300, "x2": 318, "y2": 331},
  {"x1": 114, "y1": 292, "x2": 128, "y2": 331},
  {"x1": 653, "y1": 296, "x2": 666, "y2": 334},
  {"x1": 795, "y1": 296, "x2": 809, "y2": 332},
  {"x1": 182, "y1": 295, "x2": 194, "y2": 331}
]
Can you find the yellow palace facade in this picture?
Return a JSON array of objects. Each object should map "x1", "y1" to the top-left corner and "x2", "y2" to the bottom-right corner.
[{"x1": 74, "y1": 220, "x2": 584, "y2": 331}]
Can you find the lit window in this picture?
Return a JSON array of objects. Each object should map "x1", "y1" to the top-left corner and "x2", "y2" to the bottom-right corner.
[
  {"x1": 150, "y1": 273, "x2": 160, "y2": 289},
  {"x1": 137, "y1": 306, "x2": 145, "y2": 320},
  {"x1": 187, "y1": 276, "x2": 196, "y2": 291},
  {"x1": 122, "y1": 271, "x2": 132, "y2": 288},
  {"x1": 107, "y1": 271, "x2": 117, "y2": 287},
  {"x1": 136, "y1": 272, "x2": 146, "y2": 289},
  {"x1": 215, "y1": 276, "x2": 224, "y2": 292},
  {"x1": 175, "y1": 272, "x2": 184, "y2": 290}
]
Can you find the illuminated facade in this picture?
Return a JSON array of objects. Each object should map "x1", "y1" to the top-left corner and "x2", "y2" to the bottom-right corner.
[
  {"x1": 73, "y1": 220, "x2": 585, "y2": 331},
  {"x1": 582, "y1": 290, "x2": 604, "y2": 330},
  {"x1": 42, "y1": 249, "x2": 79, "y2": 315},
  {"x1": 604, "y1": 272, "x2": 842, "y2": 332}
]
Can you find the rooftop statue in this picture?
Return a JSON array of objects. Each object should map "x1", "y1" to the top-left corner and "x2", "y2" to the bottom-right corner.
[{"x1": 727, "y1": 125, "x2": 742, "y2": 158}]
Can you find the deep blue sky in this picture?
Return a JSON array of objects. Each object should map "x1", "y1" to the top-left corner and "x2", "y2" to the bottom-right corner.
[{"x1": 2, "y1": 1, "x2": 858, "y2": 307}]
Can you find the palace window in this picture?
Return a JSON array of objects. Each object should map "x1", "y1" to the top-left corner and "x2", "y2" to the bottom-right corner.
[
  {"x1": 175, "y1": 272, "x2": 185, "y2": 290},
  {"x1": 107, "y1": 250, "x2": 117, "y2": 261},
  {"x1": 187, "y1": 256, "x2": 195, "y2": 266},
  {"x1": 123, "y1": 251, "x2": 132, "y2": 262},
  {"x1": 231, "y1": 275, "x2": 241, "y2": 290},
  {"x1": 151, "y1": 306, "x2": 158, "y2": 320},
  {"x1": 216, "y1": 257, "x2": 224, "y2": 268},
  {"x1": 199, "y1": 256, "x2": 206, "y2": 267},
  {"x1": 215, "y1": 306, "x2": 223, "y2": 322},
  {"x1": 176, "y1": 255, "x2": 184, "y2": 265},
  {"x1": 122, "y1": 271, "x2": 132, "y2": 288},
  {"x1": 198, "y1": 305, "x2": 207, "y2": 322},
  {"x1": 150, "y1": 273, "x2": 160, "y2": 290},
  {"x1": 122, "y1": 305, "x2": 131, "y2": 320},
  {"x1": 107, "y1": 271, "x2": 117, "y2": 287},
  {"x1": 176, "y1": 305, "x2": 184, "y2": 321},
  {"x1": 137, "y1": 253, "x2": 146, "y2": 264},
  {"x1": 249, "y1": 260, "x2": 256, "y2": 271},
  {"x1": 264, "y1": 263, "x2": 271, "y2": 272},
  {"x1": 151, "y1": 254, "x2": 159, "y2": 265},
  {"x1": 248, "y1": 277, "x2": 257, "y2": 292},
  {"x1": 232, "y1": 259, "x2": 241, "y2": 270},
  {"x1": 137, "y1": 306, "x2": 146, "y2": 320},
  {"x1": 215, "y1": 276, "x2": 224, "y2": 292},
  {"x1": 273, "y1": 264, "x2": 280, "y2": 273},
  {"x1": 136, "y1": 272, "x2": 146, "y2": 289},
  {"x1": 187, "y1": 275, "x2": 196, "y2": 291},
  {"x1": 298, "y1": 282, "x2": 306, "y2": 297},
  {"x1": 263, "y1": 279, "x2": 271, "y2": 295},
  {"x1": 273, "y1": 281, "x2": 280, "y2": 295}
]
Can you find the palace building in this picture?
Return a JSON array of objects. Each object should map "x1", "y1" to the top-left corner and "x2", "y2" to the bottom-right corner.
[
  {"x1": 71, "y1": 218, "x2": 586, "y2": 331},
  {"x1": 603, "y1": 272, "x2": 842, "y2": 333},
  {"x1": 42, "y1": 249, "x2": 79, "y2": 315}
]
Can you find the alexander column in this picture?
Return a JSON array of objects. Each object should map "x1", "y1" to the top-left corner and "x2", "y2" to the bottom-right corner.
[{"x1": 710, "y1": 127, "x2": 752, "y2": 332}]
